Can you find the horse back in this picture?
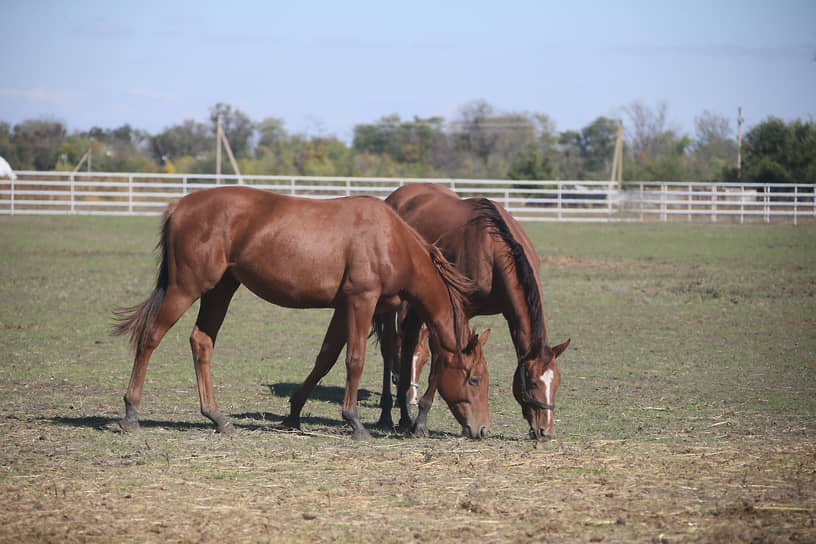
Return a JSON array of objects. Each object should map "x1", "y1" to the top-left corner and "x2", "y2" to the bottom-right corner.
[
  {"x1": 166, "y1": 186, "x2": 430, "y2": 308},
  {"x1": 386, "y1": 183, "x2": 542, "y2": 315}
]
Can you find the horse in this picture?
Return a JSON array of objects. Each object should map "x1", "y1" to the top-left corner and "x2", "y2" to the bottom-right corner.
[
  {"x1": 113, "y1": 185, "x2": 491, "y2": 440},
  {"x1": 378, "y1": 183, "x2": 569, "y2": 440}
]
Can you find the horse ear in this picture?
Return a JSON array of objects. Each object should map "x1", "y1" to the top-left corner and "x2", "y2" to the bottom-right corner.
[
  {"x1": 552, "y1": 338, "x2": 571, "y2": 358},
  {"x1": 478, "y1": 328, "x2": 491, "y2": 347}
]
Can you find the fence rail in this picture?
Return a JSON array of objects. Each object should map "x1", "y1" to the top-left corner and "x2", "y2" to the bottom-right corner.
[{"x1": 1, "y1": 171, "x2": 814, "y2": 224}]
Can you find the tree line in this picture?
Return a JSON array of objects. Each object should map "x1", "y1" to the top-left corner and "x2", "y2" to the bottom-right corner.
[{"x1": 1, "y1": 100, "x2": 813, "y2": 183}]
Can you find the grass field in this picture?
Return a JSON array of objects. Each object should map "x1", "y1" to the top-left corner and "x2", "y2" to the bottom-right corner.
[{"x1": 1, "y1": 214, "x2": 814, "y2": 543}]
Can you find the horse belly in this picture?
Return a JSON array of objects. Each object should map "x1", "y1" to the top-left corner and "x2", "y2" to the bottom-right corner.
[{"x1": 231, "y1": 254, "x2": 345, "y2": 309}]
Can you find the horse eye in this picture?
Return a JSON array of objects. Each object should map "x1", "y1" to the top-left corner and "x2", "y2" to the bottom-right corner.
[{"x1": 468, "y1": 376, "x2": 481, "y2": 386}]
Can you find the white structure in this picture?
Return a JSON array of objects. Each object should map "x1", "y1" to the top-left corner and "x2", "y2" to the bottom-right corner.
[{"x1": 0, "y1": 156, "x2": 15, "y2": 180}]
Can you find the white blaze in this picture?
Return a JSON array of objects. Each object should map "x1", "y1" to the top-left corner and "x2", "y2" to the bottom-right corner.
[{"x1": 538, "y1": 369, "x2": 554, "y2": 406}]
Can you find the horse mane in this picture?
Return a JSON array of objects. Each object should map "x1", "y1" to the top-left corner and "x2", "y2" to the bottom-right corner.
[
  {"x1": 472, "y1": 198, "x2": 547, "y2": 349},
  {"x1": 395, "y1": 211, "x2": 477, "y2": 349},
  {"x1": 423, "y1": 239, "x2": 477, "y2": 344}
]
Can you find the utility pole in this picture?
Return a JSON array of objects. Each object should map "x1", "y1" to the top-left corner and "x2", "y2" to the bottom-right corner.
[
  {"x1": 216, "y1": 114, "x2": 222, "y2": 184},
  {"x1": 737, "y1": 107, "x2": 743, "y2": 180},
  {"x1": 215, "y1": 112, "x2": 243, "y2": 185},
  {"x1": 610, "y1": 120, "x2": 623, "y2": 188}
]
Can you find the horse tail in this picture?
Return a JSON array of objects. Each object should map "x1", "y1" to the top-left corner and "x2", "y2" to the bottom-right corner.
[
  {"x1": 472, "y1": 198, "x2": 546, "y2": 345},
  {"x1": 112, "y1": 200, "x2": 178, "y2": 352},
  {"x1": 370, "y1": 314, "x2": 385, "y2": 346}
]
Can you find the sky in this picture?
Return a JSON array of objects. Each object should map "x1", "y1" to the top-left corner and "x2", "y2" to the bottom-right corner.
[{"x1": 1, "y1": 0, "x2": 814, "y2": 143}]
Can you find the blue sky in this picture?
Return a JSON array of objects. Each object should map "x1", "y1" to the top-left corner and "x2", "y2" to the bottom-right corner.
[{"x1": 1, "y1": 0, "x2": 814, "y2": 142}]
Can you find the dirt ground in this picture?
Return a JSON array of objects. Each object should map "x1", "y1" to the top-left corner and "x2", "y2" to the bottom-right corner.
[
  {"x1": 1, "y1": 217, "x2": 814, "y2": 543},
  {"x1": 1, "y1": 412, "x2": 813, "y2": 543}
]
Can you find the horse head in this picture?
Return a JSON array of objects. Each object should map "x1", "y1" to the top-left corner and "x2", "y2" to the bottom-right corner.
[
  {"x1": 435, "y1": 328, "x2": 491, "y2": 439},
  {"x1": 513, "y1": 337, "x2": 570, "y2": 440}
]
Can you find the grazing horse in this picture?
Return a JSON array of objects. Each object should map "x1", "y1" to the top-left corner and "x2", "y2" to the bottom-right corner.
[
  {"x1": 113, "y1": 185, "x2": 490, "y2": 440},
  {"x1": 379, "y1": 183, "x2": 569, "y2": 440}
]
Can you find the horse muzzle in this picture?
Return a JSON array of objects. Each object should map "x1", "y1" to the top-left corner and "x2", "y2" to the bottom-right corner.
[
  {"x1": 462, "y1": 423, "x2": 489, "y2": 440},
  {"x1": 529, "y1": 426, "x2": 554, "y2": 441}
]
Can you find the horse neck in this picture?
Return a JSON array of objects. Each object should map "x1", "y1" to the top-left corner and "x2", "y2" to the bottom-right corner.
[
  {"x1": 406, "y1": 260, "x2": 467, "y2": 356},
  {"x1": 501, "y1": 264, "x2": 548, "y2": 358}
]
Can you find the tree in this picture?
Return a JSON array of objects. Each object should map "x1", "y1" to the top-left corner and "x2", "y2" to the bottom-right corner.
[
  {"x1": 10, "y1": 119, "x2": 66, "y2": 170},
  {"x1": 557, "y1": 117, "x2": 618, "y2": 180},
  {"x1": 149, "y1": 120, "x2": 212, "y2": 164},
  {"x1": 507, "y1": 143, "x2": 556, "y2": 181},
  {"x1": 692, "y1": 111, "x2": 737, "y2": 181},
  {"x1": 452, "y1": 100, "x2": 498, "y2": 166},
  {"x1": 209, "y1": 103, "x2": 255, "y2": 159},
  {"x1": 740, "y1": 117, "x2": 816, "y2": 182}
]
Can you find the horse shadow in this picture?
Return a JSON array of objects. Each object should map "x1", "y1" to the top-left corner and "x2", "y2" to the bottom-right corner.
[
  {"x1": 42, "y1": 382, "x2": 391, "y2": 436},
  {"x1": 42, "y1": 383, "x2": 452, "y2": 439},
  {"x1": 263, "y1": 382, "x2": 374, "y2": 404}
]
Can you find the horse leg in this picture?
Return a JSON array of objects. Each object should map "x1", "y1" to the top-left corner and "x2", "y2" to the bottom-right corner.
[
  {"x1": 121, "y1": 286, "x2": 195, "y2": 432},
  {"x1": 396, "y1": 308, "x2": 422, "y2": 432},
  {"x1": 411, "y1": 361, "x2": 439, "y2": 438},
  {"x1": 341, "y1": 296, "x2": 377, "y2": 440},
  {"x1": 283, "y1": 310, "x2": 346, "y2": 431},
  {"x1": 376, "y1": 310, "x2": 398, "y2": 431},
  {"x1": 190, "y1": 273, "x2": 240, "y2": 434}
]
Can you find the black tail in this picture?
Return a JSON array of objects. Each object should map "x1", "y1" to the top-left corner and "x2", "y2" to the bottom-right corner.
[{"x1": 112, "y1": 202, "x2": 175, "y2": 352}]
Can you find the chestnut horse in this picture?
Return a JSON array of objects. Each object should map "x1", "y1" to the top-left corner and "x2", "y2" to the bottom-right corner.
[
  {"x1": 113, "y1": 185, "x2": 490, "y2": 440},
  {"x1": 379, "y1": 183, "x2": 569, "y2": 440}
]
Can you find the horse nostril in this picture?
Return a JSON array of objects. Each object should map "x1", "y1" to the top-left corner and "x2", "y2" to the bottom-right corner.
[{"x1": 479, "y1": 425, "x2": 488, "y2": 439}]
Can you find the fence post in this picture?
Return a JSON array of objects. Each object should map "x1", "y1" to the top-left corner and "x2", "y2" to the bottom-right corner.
[
  {"x1": 9, "y1": 174, "x2": 14, "y2": 216},
  {"x1": 711, "y1": 184, "x2": 717, "y2": 223},
  {"x1": 70, "y1": 174, "x2": 75, "y2": 214},
  {"x1": 607, "y1": 181, "x2": 613, "y2": 219},
  {"x1": 740, "y1": 185, "x2": 745, "y2": 224},
  {"x1": 290, "y1": 177, "x2": 295, "y2": 196},
  {"x1": 639, "y1": 183, "x2": 644, "y2": 222},
  {"x1": 183, "y1": 175, "x2": 187, "y2": 196},
  {"x1": 505, "y1": 189, "x2": 510, "y2": 210},
  {"x1": 128, "y1": 175, "x2": 133, "y2": 214},
  {"x1": 764, "y1": 184, "x2": 770, "y2": 223},
  {"x1": 661, "y1": 183, "x2": 667, "y2": 222},
  {"x1": 793, "y1": 185, "x2": 798, "y2": 226},
  {"x1": 346, "y1": 178, "x2": 351, "y2": 196},
  {"x1": 687, "y1": 183, "x2": 692, "y2": 222},
  {"x1": 557, "y1": 182, "x2": 562, "y2": 220}
]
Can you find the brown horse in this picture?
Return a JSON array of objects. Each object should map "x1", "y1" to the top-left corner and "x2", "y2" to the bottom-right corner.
[
  {"x1": 113, "y1": 185, "x2": 490, "y2": 440},
  {"x1": 379, "y1": 183, "x2": 569, "y2": 440}
]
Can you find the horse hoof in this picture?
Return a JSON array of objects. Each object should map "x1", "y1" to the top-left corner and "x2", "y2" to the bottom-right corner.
[
  {"x1": 410, "y1": 424, "x2": 429, "y2": 438},
  {"x1": 216, "y1": 421, "x2": 236, "y2": 435},
  {"x1": 376, "y1": 416, "x2": 395, "y2": 433},
  {"x1": 118, "y1": 419, "x2": 139, "y2": 433},
  {"x1": 397, "y1": 417, "x2": 413, "y2": 433},
  {"x1": 281, "y1": 415, "x2": 301, "y2": 430}
]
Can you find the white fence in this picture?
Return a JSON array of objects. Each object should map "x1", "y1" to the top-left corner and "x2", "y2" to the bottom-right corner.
[{"x1": 1, "y1": 171, "x2": 814, "y2": 224}]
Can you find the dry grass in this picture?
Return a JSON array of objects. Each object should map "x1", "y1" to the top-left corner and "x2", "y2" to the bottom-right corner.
[
  {"x1": 1, "y1": 415, "x2": 813, "y2": 543},
  {"x1": 1, "y1": 216, "x2": 814, "y2": 542}
]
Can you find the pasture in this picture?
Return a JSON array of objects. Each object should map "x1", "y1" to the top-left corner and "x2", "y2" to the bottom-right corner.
[{"x1": 0, "y1": 214, "x2": 814, "y2": 543}]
